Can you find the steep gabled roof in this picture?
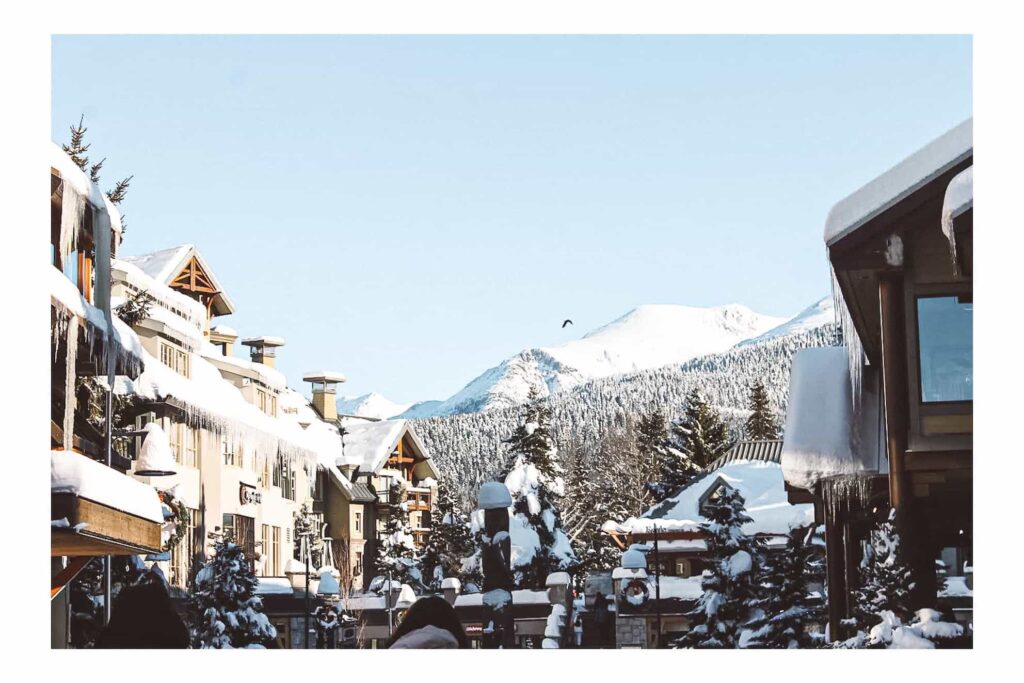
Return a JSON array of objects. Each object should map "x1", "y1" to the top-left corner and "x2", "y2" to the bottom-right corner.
[
  {"x1": 339, "y1": 419, "x2": 439, "y2": 478},
  {"x1": 120, "y1": 244, "x2": 236, "y2": 316}
]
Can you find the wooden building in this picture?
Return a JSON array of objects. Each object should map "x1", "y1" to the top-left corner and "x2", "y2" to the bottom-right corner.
[{"x1": 780, "y1": 119, "x2": 973, "y2": 638}]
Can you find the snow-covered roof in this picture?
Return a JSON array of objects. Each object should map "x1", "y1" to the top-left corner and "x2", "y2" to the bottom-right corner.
[
  {"x1": 781, "y1": 347, "x2": 879, "y2": 491},
  {"x1": 51, "y1": 142, "x2": 111, "y2": 217},
  {"x1": 303, "y1": 370, "x2": 347, "y2": 384},
  {"x1": 338, "y1": 419, "x2": 438, "y2": 477},
  {"x1": 210, "y1": 323, "x2": 239, "y2": 338},
  {"x1": 112, "y1": 258, "x2": 207, "y2": 329},
  {"x1": 242, "y1": 335, "x2": 286, "y2": 347},
  {"x1": 454, "y1": 589, "x2": 552, "y2": 607},
  {"x1": 51, "y1": 450, "x2": 163, "y2": 523},
  {"x1": 604, "y1": 460, "x2": 813, "y2": 538},
  {"x1": 117, "y1": 347, "x2": 318, "y2": 467},
  {"x1": 203, "y1": 347, "x2": 287, "y2": 391},
  {"x1": 120, "y1": 244, "x2": 236, "y2": 315},
  {"x1": 824, "y1": 118, "x2": 973, "y2": 247}
]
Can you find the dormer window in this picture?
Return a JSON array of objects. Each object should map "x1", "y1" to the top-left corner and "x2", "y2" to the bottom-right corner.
[{"x1": 698, "y1": 477, "x2": 733, "y2": 517}]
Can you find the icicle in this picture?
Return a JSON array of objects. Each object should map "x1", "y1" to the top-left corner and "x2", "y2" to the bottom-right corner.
[
  {"x1": 63, "y1": 316, "x2": 79, "y2": 451},
  {"x1": 59, "y1": 181, "x2": 86, "y2": 268},
  {"x1": 831, "y1": 265, "x2": 864, "y2": 453},
  {"x1": 820, "y1": 473, "x2": 873, "y2": 520}
]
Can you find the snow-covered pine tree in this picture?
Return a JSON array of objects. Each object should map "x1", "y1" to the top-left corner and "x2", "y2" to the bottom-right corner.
[
  {"x1": 114, "y1": 288, "x2": 153, "y2": 327},
  {"x1": 419, "y1": 479, "x2": 475, "y2": 589},
  {"x1": 673, "y1": 388, "x2": 734, "y2": 470},
  {"x1": 186, "y1": 533, "x2": 276, "y2": 648},
  {"x1": 852, "y1": 509, "x2": 916, "y2": 630},
  {"x1": 373, "y1": 481, "x2": 423, "y2": 589},
  {"x1": 643, "y1": 408, "x2": 697, "y2": 502},
  {"x1": 675, "y1": 485, "x2": 763, "y2": 649},
  {"x1": 744, "y1": 380, "x2": 779, "y2": 440},
  {"x1": 742, "y1": 524, "x2": 824, "y2": 648},
  {"x1": 503, "y1": 390, "x2": 577, "y2": 588}
]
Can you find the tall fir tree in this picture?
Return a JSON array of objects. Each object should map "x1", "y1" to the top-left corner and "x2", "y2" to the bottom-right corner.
[
  {"x1": 852, "y1": 509, "x2": 916, "y2": 630},
  {"x1": 63, "y1": 115, "x2": 91, "y2": 172},
  {"x1": 373, "y1": 481, "x2": 423, "y2": 589},
  {"x1": 186, "y1": 533, "x2": 276, "y2": 648},
  {"x1": 675, "y1": 485, "x2": 763, "y2": 649},
  {"x1": 419, "y1": 479, "x2": 475, "y2": 590},
  {"x1": 643, "y1": 408, "x2": 697, "y2": 501},
  {"x1": 673, "y1": 389, "x2": 734, "y2": 470},
  {"x1": 502, "y1": 390, "x2": 577, "y2": 588},
  {"x1": 743, "y1": 524, "x2": 825, "y2": 648},
  {"x1": 744, "y1": 380, "x2": 779, "y2": 440}
]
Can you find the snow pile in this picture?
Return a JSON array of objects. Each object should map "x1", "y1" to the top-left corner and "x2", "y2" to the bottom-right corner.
[
  {"x1": 941, "y1": 165, "x2": 973, "y2": 269},
  {"x1": 939, "y1": 576, "x2": 972, "y2": 598},
  {"x1": 839, "y1": 609, "x2": 965, "y2": 649},
  {"x1": 478, "y1": 481, "x2": 513, "y2": 510},
  {"x1": 781, "y1": 347, "x2": 868, "y2": 491},
  {"x1": 51, "y1": 450, "x2": 163, "y2": 523},
  {"x1": 825, "y1": 118, "x2": 972, "y2": 246},
  {"x1": 255, "y1": 578, "x2": 294, "y2": 595},
  {"x1": 608, "y1": 460, "x2": 813, "y2": 539},
  {"x1": 656, "y1": 575, "x2": 705, "y2": 601}
]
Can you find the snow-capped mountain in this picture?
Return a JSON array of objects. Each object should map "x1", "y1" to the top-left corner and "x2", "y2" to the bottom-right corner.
[
  {"x1": 738, "y1": 296, "x2": 834, "y2": 346},
  {"x1": 399, "y1": 303, "x2": 788, "y2": 418},
  {"x1": 336, "y1": 392, "x2": 411, "y2": 420}
]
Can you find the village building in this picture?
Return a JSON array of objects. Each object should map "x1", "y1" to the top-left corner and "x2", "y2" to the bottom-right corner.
[
  {"x1": 50, "y1": 143, "x2": 163, "y2": 648},
  {"x1": 780, "y1": 118, "x2": 973, "y2": 638},
  {"x1": 601, "y1": 441, "x2": 817, "y2": 647}
]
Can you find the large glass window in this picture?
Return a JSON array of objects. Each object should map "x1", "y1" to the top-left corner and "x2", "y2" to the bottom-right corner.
[{"x1": 917, "y1": 295, "x2": 973, "y2": 403}]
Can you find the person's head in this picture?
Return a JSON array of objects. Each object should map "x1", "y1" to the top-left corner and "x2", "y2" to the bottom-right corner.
[
  {"x1": 95, "y1": 575, "x2": 190, "y2": 649},
  {"x1": 386, "y1": 595, "x2": 469, "y2": 649}
]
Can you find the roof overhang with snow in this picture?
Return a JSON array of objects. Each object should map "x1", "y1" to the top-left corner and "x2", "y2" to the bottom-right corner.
[
  {"x1": 339, "y1": 419, "x2": 440, "y2": 479},
  {"x1": 120, "y1": 244, "x2": 236, "y2": 317},
  {"x1": 780, "y1": 347, "x2": 887, "y2": 492},
  {"x1": 824, "y1": 119, "x2": 973, "y2": 249}
]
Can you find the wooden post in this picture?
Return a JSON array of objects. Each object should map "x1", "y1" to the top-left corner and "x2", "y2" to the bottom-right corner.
[
  {"x1": 479, "y1": 482, "x2": 515, "y2": 649},
  {"x1": 878, "y1": 275, "x2": 908, "y2": 512},
  {"x1": 824, "y1": 502, "x2": 848, "y2": 641}
]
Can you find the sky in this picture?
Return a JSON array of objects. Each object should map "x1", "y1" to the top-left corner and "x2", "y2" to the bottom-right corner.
[{"x1": 51, "y1": 35, "x2": 972, "y2": 404}]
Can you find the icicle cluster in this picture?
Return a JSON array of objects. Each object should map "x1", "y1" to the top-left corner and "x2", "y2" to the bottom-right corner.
[{"x1": 830, "y1": 265, "x2": 864, "y2": 454}]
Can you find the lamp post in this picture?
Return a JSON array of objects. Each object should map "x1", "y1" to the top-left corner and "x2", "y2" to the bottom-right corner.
[{"x1": 652, "y1": 524, "x2": 663, "y2": 649}]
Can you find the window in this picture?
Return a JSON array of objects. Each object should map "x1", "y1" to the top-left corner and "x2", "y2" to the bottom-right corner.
[
  {"x1": 167, "y1": 421, "x2": 183, "y2": 464},
  {"x1": 675, "y1": 558, "x2": 693, "y2": 578},
  {"x1": 255, "y1": 388, "x2": 277, "y2": 417},
  {"x1": 222, "y1": 436, "x2": 237, "y2": 467},
  {"x1": 261, "y1": 524, "x2": 282, "y2": 576},
  {"x1": 170, "y1": 507, "x2": 199, "y2": 587},
  {"x1": 224, "y1": 514, "x2": 256, "y2": 568},
  {"x1": 159, "y1": 341, "x2": 190, "y2": 378},
  {"x1": 274, "y1": 457, "x2": 295, "y2": 501},
  {"x1": 917, "y1": 295, "x2": 973, "y2": 403},
  {"x1": 184, "y1": 426, "x2": 199, "y2": 468},
  {"x1": 354, "y1": 512, "x2": 362, "y2": 534},
  {"x1": 354, "y1": 551, "x2": 362, "y2": 576}
]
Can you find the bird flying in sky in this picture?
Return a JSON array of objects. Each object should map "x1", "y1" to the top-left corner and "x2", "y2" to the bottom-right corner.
[{"x1": 562, "y1": 319, "x2": 573, "y2": 328}]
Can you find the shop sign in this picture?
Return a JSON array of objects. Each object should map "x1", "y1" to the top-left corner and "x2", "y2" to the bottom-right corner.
[{"x1": 240, "y1": 482, "x2": 262, "y2": 505}]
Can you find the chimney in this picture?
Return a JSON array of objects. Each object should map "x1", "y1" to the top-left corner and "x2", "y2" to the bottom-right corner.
[
  {"x1": 303, "y1": 370, "x2": 347, "y2": 421},
  {"x1": 209, "y1": 324, "x2": 239, "y2": 357},
  {"x1": 241, "y1": 336, "x2": 285, "y2": 368}
]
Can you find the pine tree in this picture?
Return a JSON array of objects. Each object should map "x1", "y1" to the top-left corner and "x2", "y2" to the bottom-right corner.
[
  {"x1": 675, "y1": 486, "x2": 763, "y2": 649},
  {"x1": 114, "y1": 289, "x2": 153, "y2": 327},
  {"x1": 502, "y1": 390, "x2": 577, "y2": 588},
  {"x1": 63, "y1": 115, "x2": 91, "y2": 172},
  {"x1": 106, "y1": 175, "x2": 133, "y2": 204},
  {"x1": 373, "y1": 481, "x2": 423, "y2": 589},
  {"x1": 744, "y1": 380, "x2": 779, "y2": 440},
  {"x1": 852, "y1": 509, "x2": 916, "y2": 630},
  {"x1": 419, "y1": 480, "x2": 475, "y2": 589},
  {"x1": 187, "y1": 533, "x2": 276, "y2": 648},
  {"x1": 644, "y1": 408, "x2": 698, "y2": 501},
  {"x1": 674, "y1": 389, "x2": 733, "y2": 470},
  {"x1": 743, "y1": 524, "x2": 824, "y2": 648}
]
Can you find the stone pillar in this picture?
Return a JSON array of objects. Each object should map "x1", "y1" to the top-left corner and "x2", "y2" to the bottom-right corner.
[{"x1": 478, "y1": 482, "x2": 515, "y2": 649}]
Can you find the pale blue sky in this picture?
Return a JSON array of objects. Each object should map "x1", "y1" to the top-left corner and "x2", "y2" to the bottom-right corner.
[{"x1": 51, "y1": 35, "x2": 972, "y2": 403}]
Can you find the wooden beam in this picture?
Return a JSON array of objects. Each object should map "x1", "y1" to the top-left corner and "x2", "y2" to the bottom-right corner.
[
  {"x1": 51, "y1": 494, "x2": 162, "y2": 555},
  {"x1": 51, "y1": 556, "x2": 93, "y2": 600}
]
